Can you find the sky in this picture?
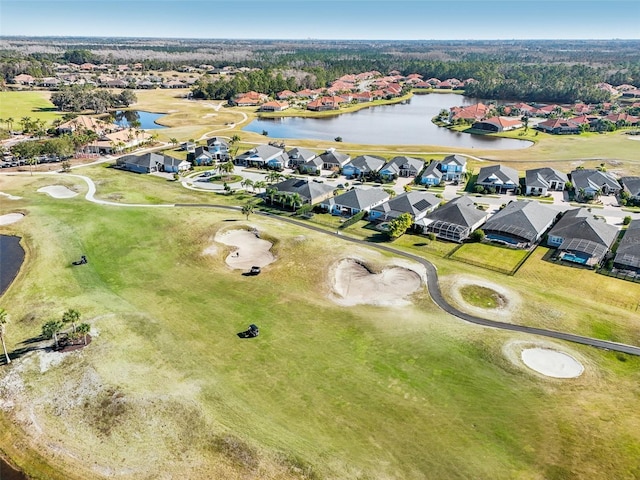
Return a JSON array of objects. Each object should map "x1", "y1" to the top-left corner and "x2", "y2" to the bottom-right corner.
[{"x1": 1, "y1": 0, "x2": 639, "y2": 40}]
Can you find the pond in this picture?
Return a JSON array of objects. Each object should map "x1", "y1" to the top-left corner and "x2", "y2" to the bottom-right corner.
[
  {"x1": 0, "y1": 235, "x2": 25, "y2": 297},
  {"x1": 113, "y1": 110, "x2": 167, "y2": 129},
  {"x1": 0, "y1": 456, "x2": 29, "y2": 480},
  {"x1": 243, "y1": 93, "x2": 532, "y2": 149}
]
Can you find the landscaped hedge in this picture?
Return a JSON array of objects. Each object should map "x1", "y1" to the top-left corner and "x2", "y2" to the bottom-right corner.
[{"x1": 339, "y1": 210, "x2": 367, "y2": 229}]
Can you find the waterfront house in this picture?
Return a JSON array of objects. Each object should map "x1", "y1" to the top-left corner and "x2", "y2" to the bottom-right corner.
[{"x1": 342, "y1": 155, "x2": 386, "y2": 178}]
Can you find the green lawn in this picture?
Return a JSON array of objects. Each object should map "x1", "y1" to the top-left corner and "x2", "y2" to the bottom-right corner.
[
  {"x1": 450, "y1": 242, "x2": 530, "y2": 273},
  {"x1": 0, "y1": 91, "x2": 63, "y2": 127}
]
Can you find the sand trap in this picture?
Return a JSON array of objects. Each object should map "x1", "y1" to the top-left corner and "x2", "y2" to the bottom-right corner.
[
  {"x1": 330, "y1": 258, "x2": 422, "y2": 306},
  {"x1": 521, "y1": 348, "x2": 584, "y2": 378},
  {"x1": 37, "y1": 185, "x2": 78, "y2": 199},
  {"x1": 0, "y1": 213, "x2": 24, "y2": 226},
  {"x1": 445, "y1": 275, "x2": 520, "y2": 320},
  {"x1": 202, "y1": 113, "x2": 217, "y2": 118},
  {"x1": 0, "y1": 191, "x2": 22, "y2": 200},
  {"x1": 214, "y1": 228, "x2": 275, "y2": 270}
]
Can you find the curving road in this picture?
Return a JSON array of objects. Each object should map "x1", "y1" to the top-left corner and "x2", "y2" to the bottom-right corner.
[{"x1": 4, "y1": 169, "x2": 639, "y2": 356}]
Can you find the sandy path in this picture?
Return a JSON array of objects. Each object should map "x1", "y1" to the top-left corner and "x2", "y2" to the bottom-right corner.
[
  {"x1": 0, "y1": 213, "x2": 24, "y2": 225},
  {"x1": 330, "y1": 258, "x2": 422, "y2": 306},
  {"x1": 37, "y1": 185, "x2": 78, "y2": 199},
  {"x1": 214, "y1": 229, "x2": 275, "y2": 270}
]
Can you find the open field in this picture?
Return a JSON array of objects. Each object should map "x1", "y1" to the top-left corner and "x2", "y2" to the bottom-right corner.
[
  {"x1": 0, "y1": 91, "x2": 62, "y2": 127},
  {"x1": 1, "y1": 172, "x2": 640, "y2": 479}
]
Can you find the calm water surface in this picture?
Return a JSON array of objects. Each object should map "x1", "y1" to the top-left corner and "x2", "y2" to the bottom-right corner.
[
  {"x1": 244, "y1": 93, "x2": 531, "y2": 149},
  {"x1": 0, "y1": 235, "x2": 24, "y2": 296},
  {"x1": 114, "y1": 110, "x2": 167, "y2": 129}
]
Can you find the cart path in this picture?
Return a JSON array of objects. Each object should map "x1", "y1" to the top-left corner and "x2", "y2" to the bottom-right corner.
[{"x1": 3, "y1": 170, "x2": 639, "y2": 356}]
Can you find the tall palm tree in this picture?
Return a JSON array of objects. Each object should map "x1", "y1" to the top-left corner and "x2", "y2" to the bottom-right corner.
[
  {"x1": 219, "y1": 160, "x2": 235, "y2": 176},
  {"x1": 241, "y1": 202, "x2": 255, "y2": 220},
  {"x1": 42, "y1": 319, "x2": 64, "y2": 349},
  {"x1": 6, "y1": 117, "x2": 14, "y2": 133},
  {"x1": 288, "y1": 192, "x2": 303, "y2": 211},
  {"x1": 76, "y1": 323, "x2": 91, "y2": 345},
  {"x1": 266, "y1": 171, "x2": 283, "y2": 184},
  {"x1": 253, "y1": 180, "x2": 266, "y2": 193},
  {"x1": 170, "y1": 137, "x2": 179, "y2": 147},
  {"x1": 230, "y1": 134, "x2": 241, "y2": 145},
  {"x1": 240, "y1": 178, "x2": 254, "y2": 192},
  {"x1": 62, "y1": 308, "x2": 81, "y2": 333},
  {"x1": 266, "y1": 187, "x2": 277, "y2": 205},
  {"x1": 0, "y1": 308, "x2": 11, "y2": 364}
]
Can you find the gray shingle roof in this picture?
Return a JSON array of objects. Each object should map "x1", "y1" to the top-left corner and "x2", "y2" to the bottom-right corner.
[
  {"x1": 371, "y1": 191, "x2": 439, "y2": 219},
  {"x1": 477, "y1": 164, "x2": 519, "y2": 186},
  {"x1": 570, "y1": 169, "x2": 620, "y2": 192},
  {"x1": 237, "y1": 144, "x2": 284, "y2": 162},
  {"x1": 325, "y1": 187, "x2": 389, "y2": 210},
  {"x1": 273, "y1": 178, "x2": 334, "y2": 203},
  {"x1": 548, "y1": 208, "x2": 619, "y2": 250},
  {"x1": 441, "y1": 154, "x2": 467, "y2": 167},
  {"x1": 382, "y1": 156, "x2": 424, "y2": 175},
  {"x1": 425, "y1": 195, "x2": 487, "y2": 227},
  {"x1": 287, "y1": 147, "x2": 317, "y2": 163},
  {"x1": 621, "y1": 176, "x2": 640, "y2": 197},
  {"x1": 421, "y1": 161, "x2": 443, "y2": 180},
  {"x1": 346, "y1": 155, "x2": 386, "y2": 173},
  {"x1": 319, "y1": 149, "x2": 350, "y2": 166},
  {"x1": 525, "y1": 167, "x2": 568, "y2": 189},
  {"x1": 614, "y1": 220, "x2": 640, "y2": 269},
  {"x1": 483, "y1": 200, "x2": 557, "y2": 242}
]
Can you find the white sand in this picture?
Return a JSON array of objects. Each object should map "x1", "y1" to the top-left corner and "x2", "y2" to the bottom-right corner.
[
  {"x1": 521, "y1": 348, "x2": 584, "y2": 378},
  {"x1": 37, "y1": 185, "x2": 78, "y2": 199},
  {"x1": 202, "y1": 113, "x2": 217, "y2": 118},
  {"x1": 214, "y1": 229, "x2": 275, "y2": 269},
  {"x1": 330, "y1": 258, "x2": 422, "y2": 307},
  {"x1": 0, "y1": 191, "x2": 22, "y2": 200},
  {"x1": 445, "y1": 275, "x2": 520, "y2": 320},
  {"x1": 0, "y1": 212, "x2": 24, "y2": 225}
]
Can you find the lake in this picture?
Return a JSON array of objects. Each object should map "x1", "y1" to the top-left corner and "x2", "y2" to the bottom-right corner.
[
  {"x1": 113, "y1": 110, "x2": 167, "y2": 129},
  {"x1": 0, "y1": 235, "x2": 24, "y2": 297},
  {"x1": 244, "y1": 93, "x2": 532, "y2": 149},
  {"x1": 0, "y1": 456, "x2": 29, "y2": 480}
]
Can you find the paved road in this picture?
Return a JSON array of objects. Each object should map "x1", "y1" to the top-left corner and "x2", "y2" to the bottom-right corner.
[{"x1": 175, "y1": 203, "x2": 640, "y2": 356}]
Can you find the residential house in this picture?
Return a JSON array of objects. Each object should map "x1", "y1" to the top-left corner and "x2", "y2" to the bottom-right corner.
[
  {"x1": 536, "y1": 118, "x2": 581, "y2": 134},
  {"x1": 233, "y1": 91, "x2": 268, "y2": 106},
  {"x1": 380, "y1": 156, "x2": 424, "y2": 179},
  {"x1": 570, "y1": 169, "x2": 621, "y2": 198},
  {"x1": 482, "y1": 200, "x2": 558, "y2": 248},
  {"x1": 472, "y1": 116, "x2": 523, "y2": 132},
  {"x1": 419, "y1": 196, "x2": 489, "y2": 242},
  {"x1": 13, "y1": 74, "x2": 35, "y2": 85},
  {"x1": 106, "y1": 79, "x2": 128, "y2": 88},
  {"x1": 419, "y1": 161, "x2": 443, "y2": 186},
  {"x1": 352, "y1": 91, "x2": 374, "y2": 103},
  {"x1": 320, "y1": 188, "x2": 390, "y2": 216},
  {"x1": 369, "y1": 191, "x2": 440, "y2": 223},
  {"x1": 259, "y1": 101, "x2": 289, "y2": 112},
  {"x1": 56, "y1": 115, "x2": 116, "y2": 136},
  {"x1": 116, "y1": 152, "x2": 189, "y2": 174},
  {"x1": 89, "y1": 128, "x2": 152, "y2": 154},
  {"x1": 613, "y1": 220, "x2": 640, "y2": 274},
  {"x1": 306, "y1": 96, "x2": 346, "y2": 111},
  {"x1": 605, "y1": 113, "x2": 640, "y2": 126},
  {"x1": 271, "y1": 178, "x2": 335, "y2": 205},
  {"x1": 299, "y1": 156, "x2": 324, "y2": 174},
  {"x1": 525, "y1": 167, "x2": 568, "y2": 196},
  {"x1": 342, "y1": 155, "x2": 386, "y2": 178},
  {"x1": 163, "y1": 156, "x2": 191, "y2": 173},
  {"x1": 287, "y1": 147, "x2": 317, "y2": 168},
  {"x1": 449, "y1": 103, "x2": 490, "y2": 123},
  {"x1": 438, "y1": 154, "x2": 467, "y2": 182},
  {"x1": 319, "y1": 149, "x2": 351, "y2": 171},
  {"x1": 620, "y1": 176, "x2": 640, "y2": 201},
  {"x1": 547, "y1": 208, "x2": 618, "y2": 267},
  {"x1": 235, "y1": 144, "x2": 287, "y2": 168},
  {"x1": 206, "y1": 137, "x2": 230, "y2": 161},
  {"x1": 476, "y1": 165, "x2": 520, "y2": 193},
  {"x1": 276, "y1": 90, "x2": 297, "y2": 100},
  {"x1": 191, "y1": 146, "x2": 213, "y2": 166}
]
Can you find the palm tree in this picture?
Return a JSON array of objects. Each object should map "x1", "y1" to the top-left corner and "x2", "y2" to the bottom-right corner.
[
  {"x1": 27, "y1": 156, "x2": 39, "y2": 176},
  {"x1": 62, "y1": 308, "x2": 81, "y2": 333},
  {"x1": 288, "y1": 192, "x2": 303, "y2": 211},
  {"x1": 42, "y1": 319, "x2": 64, "y2": 349},
  {"x1": 170, "y1": 137, "x2": 179, "y2": 147},
  {"x1": 230, "y1": 134, "x2": 241, "y2": 145},
  {"x1": 218, "y1": 160, "x2": 235, "y2": 177},
  {"x1": 241, "y1": 202, "x2": 255, "y2": 220},
  {"x1": 20, "y1": 116, "x2": 32, "y2": 133},
  {"x1": 6, "y1": 117, "x2": 14, "y2": 133},
  {"x1": 266, "y1": 171, "x2": 283, "y2": 184},
  {"x1": 253, "y1": 180, "x2": 266, "y2": 193},
  {"x1": 0, "y1": 308, "x2": 11, "y2": 364},
  {"x1": 240, "y1": 178, "x2": 254, "y2": 192},
  {"x1": 266, "y1": 187, "x2": 277, "y2": 205}
]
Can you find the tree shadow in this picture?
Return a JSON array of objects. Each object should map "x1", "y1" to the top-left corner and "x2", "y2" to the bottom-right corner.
[{"x1": 0, "y1": 335, "x2": 51, "y2": 366}]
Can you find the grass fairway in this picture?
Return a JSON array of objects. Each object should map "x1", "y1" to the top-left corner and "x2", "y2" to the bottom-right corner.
[
  {"x1": 0, "y1": 174, "x2": 640, "y2": 480},
  {"x1": 450, "y1": 242, "x2": 530, "y2": 273},
  {"x1": 0, "y1": 91, "x2": 62, "y2": 126}
]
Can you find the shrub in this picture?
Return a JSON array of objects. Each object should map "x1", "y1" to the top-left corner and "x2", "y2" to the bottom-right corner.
[
  {"x1": 340, "y1": 210, "x2": 367, "y2": 229},
  {"x1": 470, "y1": 229, "x2": 485, "y2": 242},
  {"x1": 474, "y1": 185, "x2": 484, "y2": 193},
  {"x1": 427, "y1": 232, "x2": 437, "y2": 241},
  {"x1": 623, "y1": 215, "x2": 632, "y2": 225}
]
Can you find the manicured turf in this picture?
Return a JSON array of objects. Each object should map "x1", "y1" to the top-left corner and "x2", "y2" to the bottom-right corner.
[
  {"x1": 450, "y1": 242, "x2": 530, "y2": 273},
  {"x1": 1, "y1": 173, "x2": 640, "y2": 480},
  {"x1": 0, "y1": 91, "x2": 62, "y2": 127},
  {"x1": 460, "y1": 285, "x2": 505, "y2": 309}
]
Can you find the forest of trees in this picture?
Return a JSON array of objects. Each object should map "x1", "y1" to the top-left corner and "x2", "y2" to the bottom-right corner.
[{"x1": 50, "y1": 86, "x2": 137, "y2": 113}]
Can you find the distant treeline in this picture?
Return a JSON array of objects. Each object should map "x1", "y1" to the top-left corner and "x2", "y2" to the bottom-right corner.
[{"x1": 2, "y1": 42, "x2": 640, "y2": 104}]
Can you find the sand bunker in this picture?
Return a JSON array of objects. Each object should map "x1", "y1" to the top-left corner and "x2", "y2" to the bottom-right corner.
[
  {"x1": 521, "y1": 348, "x2": 584, "y2": 378},
  {"x1": 330, "y1": 258, "x2": 422, "y2": 306},
  {"x1": 0, "y1": 213, "x2": 24, "y2": 226},
  {"x1": 37, "y1": 185, "x2": 78, "y2": 199},
  {"x1": 445, "y1": 275, "x2": 520, "y2": 320},
  {"x1": 214, "y1": 228, "x2": 275, "y2": 270},
  {"x1": 0, "y1": 191, "x2": 22, "y2": 200}
]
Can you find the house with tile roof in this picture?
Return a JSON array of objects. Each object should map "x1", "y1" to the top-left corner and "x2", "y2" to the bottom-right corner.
[
  {"x1": 476, "y1": 165, "x2": 520, "y2": 193},
  {"x1": 483, "y1": 200, "x2": 558, "y2": 248},
  {"x1": 369, "y1": 191, "x2": 440, "y2": 223},
  {"x1": 472, "y1": 116, "x2": 523, "y2": 132},
  {"x1": 418, "y1": 196, "x2": 489, "y2": 242},
  {"x1": 449, "y1": 103, "x2": 490, "y2": 123},
  {"x1": 320, "y1": 188, "x2": 390, "y2": 216},
  {"x1": 306, "y1": 96, "x2": 346, "y2": 111},
  {"x1": 613, "y1": 220, "x2": 640, "y2": 274},
  {"x1": 536, "y1": 118, "x2": 581, "y2": 134},
  {"x1": 259, "y1": 101, "x2": 289, "y2": 112},
  {"x1": 547, "y1": 208, "x2": 618, "y2": 267},
  {"x1": 525, "y1": 167, "x2": 569, "y2": 196}
]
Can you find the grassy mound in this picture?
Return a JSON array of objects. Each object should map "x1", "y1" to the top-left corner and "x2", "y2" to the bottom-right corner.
[{"x1": 459, "y1": 284, "x2": 507, "y2": 309}]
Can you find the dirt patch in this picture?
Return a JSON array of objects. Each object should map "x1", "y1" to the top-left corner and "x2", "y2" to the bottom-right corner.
[
  {"x1": 214, "y1": 228, "x2": 275, "y2": 270},
  {"x1": 329, "y1": 258, "x2": 423, "y2": 307},
  {"x1": 443, "y1": 275, "x2": 520, "y2": 321},
  {"x1": 0, "y1": 213, "x2": 24, "y2": 226},
  {"x1": 37, "y1": 185, "x2": 78, "y2": 199}
]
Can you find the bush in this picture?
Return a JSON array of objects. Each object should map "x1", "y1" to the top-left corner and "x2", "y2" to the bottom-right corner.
[
  {"x1": 340, "y1": 210, "x2": 367, "y2": 229},
  {"x1": 474, "y1": 185, "x2": 484, "y2": 193},
  {"x1": 427, "y1": 232, "x2": 437, "y2": 241},
  {"x1": 623, "y1": 215, "x2": 632, "y2": 225},
  {"x1": 334, "y1": 136, "x2": 343, "y2": 142},
  {"x1": 470, "y1": 229, "x2": 485, "y2": 242}
]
